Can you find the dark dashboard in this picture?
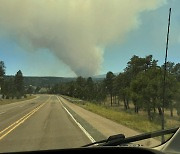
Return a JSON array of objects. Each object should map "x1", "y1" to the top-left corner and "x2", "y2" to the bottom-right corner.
[{"x1": 7, "y1": 147, "x2": 165, "y2": 154}]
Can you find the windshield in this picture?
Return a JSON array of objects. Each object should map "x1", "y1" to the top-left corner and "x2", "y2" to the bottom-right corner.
[{"x1": 0, "y1": 0, "x2": 179, "y2": 153}]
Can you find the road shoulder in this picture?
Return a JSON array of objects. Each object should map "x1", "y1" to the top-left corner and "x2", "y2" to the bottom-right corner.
[{"x1": 59, "y1": 96, "x2": 160, "y2": 147}]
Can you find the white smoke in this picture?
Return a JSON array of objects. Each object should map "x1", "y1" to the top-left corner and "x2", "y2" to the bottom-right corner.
[{"x1": 0, "y1": 0, "x2": 165, "y2": 77}]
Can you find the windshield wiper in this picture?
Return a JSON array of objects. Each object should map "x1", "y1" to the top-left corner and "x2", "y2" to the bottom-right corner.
[
  {"x1": 82, "y1": 134, "x2": 125, "y2": 147},
  {"x1": 82, "y1": 127, "x2": 179, "y2": 147}
]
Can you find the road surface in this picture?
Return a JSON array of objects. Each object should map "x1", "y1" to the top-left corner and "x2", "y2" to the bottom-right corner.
[{"x1": 0, "y1": 95, "x2": 91, "y2": 153}]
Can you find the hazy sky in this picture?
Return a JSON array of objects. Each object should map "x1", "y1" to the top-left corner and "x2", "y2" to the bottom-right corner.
[{"x1": 0, "y1": 0, "x2": 179, "y2": 77}]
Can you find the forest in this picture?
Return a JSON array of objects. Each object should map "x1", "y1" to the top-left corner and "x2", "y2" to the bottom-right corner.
[{"x1": 50, "y1": 55, "x2": 180, "y2": 120}]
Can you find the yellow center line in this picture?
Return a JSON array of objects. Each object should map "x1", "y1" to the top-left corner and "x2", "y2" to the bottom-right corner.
[
  {"x1": 0, "y1": 96, "x2": 51, "y2": 141},
  {"x1": 0, "y1": 106, "x2": 39, "y2": 135}
]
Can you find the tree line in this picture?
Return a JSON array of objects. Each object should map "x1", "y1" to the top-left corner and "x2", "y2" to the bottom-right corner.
[
  {"x1": 50, "y1": 76, "x2": 106, "y2": 102},
  {"x1": 50, "y1": 55, "x2": 180, "y2": 120},
  {"x1": 0, "y1": 61, "x2": 25, "y2": 99}
]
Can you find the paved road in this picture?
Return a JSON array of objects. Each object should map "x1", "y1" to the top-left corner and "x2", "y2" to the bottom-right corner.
[{"x1": 0, "y1": 95, "x2": 90, "y2": 153}]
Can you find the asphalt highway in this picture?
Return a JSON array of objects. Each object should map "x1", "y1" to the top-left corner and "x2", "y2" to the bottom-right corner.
[{"x1": 0, "y1": 95, "x2": 90, "y2": 153}]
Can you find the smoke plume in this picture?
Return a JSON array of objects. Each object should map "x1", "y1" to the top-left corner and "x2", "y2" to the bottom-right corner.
[{"x1": 0, "y1": 0, "x2": 165, "y2": 76}]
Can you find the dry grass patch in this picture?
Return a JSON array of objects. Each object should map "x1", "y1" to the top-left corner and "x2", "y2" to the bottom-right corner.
[{"x1": 0, "y1": 95, "x2": 36, "y2": 105}]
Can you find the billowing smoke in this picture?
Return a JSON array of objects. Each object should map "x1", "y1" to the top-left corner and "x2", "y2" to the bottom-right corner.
[{"x1": 0, "y1": 0, "x2": 165, "y2": 77}]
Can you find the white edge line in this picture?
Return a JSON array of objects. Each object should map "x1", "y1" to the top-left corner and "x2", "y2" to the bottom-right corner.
[{"x1": 57, "y1": 96, "x2": 96, "y2": 143}]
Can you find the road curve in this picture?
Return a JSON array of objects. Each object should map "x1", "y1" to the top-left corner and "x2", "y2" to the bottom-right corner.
[{"x1": 0, "y1": 95, "x2": 90, "y2": 153}]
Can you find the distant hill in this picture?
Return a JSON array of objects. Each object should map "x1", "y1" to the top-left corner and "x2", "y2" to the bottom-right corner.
[
  {"x1": 92, "y1": 74, "x2": 106, "y2": 78},
  {"x1": 5, "y1": 72, "x2": 119, "y2": 87},
  {"x1": 93, "y1": 72, "x2": 120, "y2": 79},
  {"x1": 5, "y1": 76, "x2": 76, "y2": 87},
  {"x1": 24, "y1": 76, "x2": 76, "y2": 87}
]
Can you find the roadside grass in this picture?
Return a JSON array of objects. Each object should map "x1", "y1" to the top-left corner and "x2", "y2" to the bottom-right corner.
[
  {"x1": 61, "y1": 95, "x2": 180, "y2": 142},
  {"x1": 76, "y1": 102, "x2": 180, "y2": 142},
  {"x1": 77, "y1": 102, "x2": 162, "y2": 133},
  {"x1": 62, "y1": 95, "x2": 179, "y2": 134},
  {"x1": 0, "y1": 95, "x2": 36, "y2": 105}
]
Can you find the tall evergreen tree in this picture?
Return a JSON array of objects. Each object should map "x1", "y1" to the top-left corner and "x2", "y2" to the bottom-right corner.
[
  {"x1": 104, "y1": 71, "x2": 115, "y2": 106},
  {"x1": 14, "y1": 70, "x2": 24, "y2": 98},
  {"x1": 0, "y1": 61, "x2": 5, "y2": 93}
]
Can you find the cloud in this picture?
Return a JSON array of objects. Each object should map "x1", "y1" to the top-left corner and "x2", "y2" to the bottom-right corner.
[{"x1": 0, "y1": 0, "x2": 165, "y2": 77}]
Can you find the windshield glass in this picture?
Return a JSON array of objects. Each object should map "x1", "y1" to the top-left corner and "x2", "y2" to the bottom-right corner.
[{"x1": 0, "y1": 0, "x2": 179, "y2": 153}]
